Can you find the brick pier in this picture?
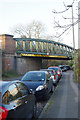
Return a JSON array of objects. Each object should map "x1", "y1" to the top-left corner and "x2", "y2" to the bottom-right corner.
[{"x1": 0, "y1": 34, "x2": 42, "y2": 74}]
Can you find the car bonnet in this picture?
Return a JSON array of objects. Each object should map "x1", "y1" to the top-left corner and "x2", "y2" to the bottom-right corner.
[{"x1": 22, "y1": 80, "x2": 45, "y2": 91}]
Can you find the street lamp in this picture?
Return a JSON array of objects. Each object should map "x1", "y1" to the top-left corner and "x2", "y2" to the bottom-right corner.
[
  {"x1": 67, "y1": 4, "x2": 76, "y2": 76},
  {"x1": 67, "y1": 4, "x2": 75, "y2": 49}
]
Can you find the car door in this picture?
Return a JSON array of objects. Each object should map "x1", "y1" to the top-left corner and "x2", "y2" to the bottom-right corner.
[
  {"x1": 3, "y1": 83, "x2": 23, "y2": 119},
  {"x1": 54, "y1": 71, "x2": 58, "y2": 82},
  {"x1": 46, "y1": 72, "x2": 52, "y2": 93},
  {"x1": 6, "y1": 82, "x2": 34, "y2": 119},
  {"x1": 15, "y1": 82, "x2": 35, "y2": 119}
]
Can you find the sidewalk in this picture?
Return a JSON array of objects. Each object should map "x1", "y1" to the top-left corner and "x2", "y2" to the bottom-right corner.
[{"x1": 39, "y1": 71, "x2": 78, "y2": 119}]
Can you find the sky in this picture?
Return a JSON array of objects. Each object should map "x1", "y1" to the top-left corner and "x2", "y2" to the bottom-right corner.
[{"x1": 0, "y1": 0, "x2": 79, "y2": 49}]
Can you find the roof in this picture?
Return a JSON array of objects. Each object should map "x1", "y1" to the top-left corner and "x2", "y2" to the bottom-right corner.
[
  {"x1": 28, "y1": 71, "x2": 47, "y2": 73},
  {"x1": 0, "y1": 81, "x2": 10, "y2": 92},
  {"x1": 0, "y1": 34, "x2": 14, "y2": 37},
  {"x1": 0, "y1": 80, "x2": 20, "y2": 92},
  {"x1": 40, "y1": 69, "x2": 54, "y2": 71},
  {"x1": 48, "y1": 66, "x2": 59, "y2": 68}
]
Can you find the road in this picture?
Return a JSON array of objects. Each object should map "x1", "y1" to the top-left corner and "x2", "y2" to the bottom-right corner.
[{"x1": 39, "y1": 70, "x2": 78, "y2": 118}]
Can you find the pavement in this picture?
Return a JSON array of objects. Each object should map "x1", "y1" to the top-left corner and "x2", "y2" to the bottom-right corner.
[{"x1": 38, "y1": 71, "x2": 79, "y2": 119}]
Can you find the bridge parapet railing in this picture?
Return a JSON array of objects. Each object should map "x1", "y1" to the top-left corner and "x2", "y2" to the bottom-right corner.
[{"x1": 15, "y1": 38, "x2": 73, "y2": 58}]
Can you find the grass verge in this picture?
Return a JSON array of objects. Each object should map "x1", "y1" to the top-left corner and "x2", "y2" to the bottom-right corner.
[{"x1": 2, "y1": 71, "x2": 23, "y2": 79}]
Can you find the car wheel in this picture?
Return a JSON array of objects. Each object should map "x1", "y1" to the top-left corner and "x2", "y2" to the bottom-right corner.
[
  {"x1": 44, "y1": 91, "x2": 49, "y2": 100},
  {"x1": 32, "y1": 103, "x2": 37, "y2": 119}
]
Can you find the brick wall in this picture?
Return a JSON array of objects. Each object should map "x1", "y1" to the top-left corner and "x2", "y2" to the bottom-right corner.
[
  {"x1": 0, "y1": 34, "x2": 16, "y2": 54},
  {"x1": 0, "y1": 34, "x2": 16, "y2": 72},
  {"x1": 17, "y1": 57, "x2": 42, "y2": 74},
  {"x1": 0, "y1": 34, "x2": 43, "y2": 74},
  {"x1": 2, "y1": 54, "x2": 14, "y2": 72}
]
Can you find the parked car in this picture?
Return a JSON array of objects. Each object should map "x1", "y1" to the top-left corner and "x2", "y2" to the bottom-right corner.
[
  {"x1": 65, "y1": 65, "x2": 71, "y2": 70},
  {"x1": 59, "y1": 65, "x2": 70, "y2": 72},
  {"x1": 59, "y1": 65, "x2": 67, "y2": 72},
  {"x1": 48, "y1": 66, "x2": 62, "y2": 80},
  {"x1": 40, "y1": 69, "x2": 58, "y2": 86},
  {"x1": 21, "y1": 71, "x2": 54, "y2": 100},
  {"x1": 60, "y1": 66, "x2": 67, "y2": 72},
  {"x1": 0, "y1": 80, "x2": 36, "y2": 120}
]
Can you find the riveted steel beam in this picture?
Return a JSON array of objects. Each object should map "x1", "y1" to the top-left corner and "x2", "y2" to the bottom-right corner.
[{"x1": 15, "y1": 38, "x2": 74, "y2": 59}]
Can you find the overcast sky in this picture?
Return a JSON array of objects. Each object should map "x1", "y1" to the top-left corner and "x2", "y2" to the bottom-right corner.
[{"x1": 0, "y1": 0, "x2": 79, "y2": 48}]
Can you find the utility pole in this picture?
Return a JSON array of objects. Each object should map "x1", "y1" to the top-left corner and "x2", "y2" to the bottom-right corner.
[{"x1": 67, "y1": 4, "x2": 76, "y2": 78}]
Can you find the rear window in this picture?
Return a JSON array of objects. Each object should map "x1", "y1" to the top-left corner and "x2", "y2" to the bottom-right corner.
[
  {"x1": 49, "y1": 67, "x2": 58, "y2": 71},
  {"x1": 2, "y1": 84, "x2": 19, "y2": 104},
  {"x1": 16, "y1": 83, "x2": 28, "y2": 96},
  {"x1": 49, "y1": 71, "x2": 54, "y2": 76}
]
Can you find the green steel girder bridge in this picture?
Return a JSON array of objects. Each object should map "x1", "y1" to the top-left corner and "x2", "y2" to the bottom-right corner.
[{"x1": 15, "y1": 38, "x2": 74, "y2": 60}]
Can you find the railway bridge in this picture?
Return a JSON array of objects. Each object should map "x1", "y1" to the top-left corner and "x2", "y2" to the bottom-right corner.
[
  {"x1": 0, "y1": 34, "x2": 74, "y2": 74},
  {"x1": 15, "y1": 38, "x2": 73, "y2": 60}
]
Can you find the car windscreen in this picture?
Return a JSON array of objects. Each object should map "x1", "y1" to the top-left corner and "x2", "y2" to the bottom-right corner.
[
  {"x1": 21, "y1": 72, "x2": 45, "y2": 81},
  {"x1": 49, "y1": 67, "x2": 58, "y2": 71}
]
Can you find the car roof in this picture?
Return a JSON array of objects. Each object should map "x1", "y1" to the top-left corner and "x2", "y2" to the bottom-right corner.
[
  {"x1": 27, "y1": 71, "x2": 47, "y2": 73},
  {"x1": 40, "y1": 69, "x2": 53, "y2": 71},
  {"x1": 48, "y1": 66, "x2": 59, "y2": 68},
  {"x1": 0, "y1": 80, "x2": 20, "y2": 92},
  {"x1": 0, "y1": 81, "x2": 10, "y2": 89}
]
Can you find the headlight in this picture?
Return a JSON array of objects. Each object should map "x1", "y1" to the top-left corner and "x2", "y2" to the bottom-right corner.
[{"x1": 36, "y1": 85, "x2": 44, "y2": 91}]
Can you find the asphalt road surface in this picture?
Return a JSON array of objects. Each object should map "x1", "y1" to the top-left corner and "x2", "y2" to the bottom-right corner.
[{"x1": 39, "y1": 70, "x2": 78, "y2": 118}]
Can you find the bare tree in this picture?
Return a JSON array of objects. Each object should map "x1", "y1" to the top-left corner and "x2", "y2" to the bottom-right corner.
[
  {"x1": 11, "y1": 20, "x2": 45, "y2": 38},
  {"x1": 52, "y1": 0, "x2": 79, "y2": 40},
  {"x1": 30, "y1": 20, "x2": 45, "y2": 38}
]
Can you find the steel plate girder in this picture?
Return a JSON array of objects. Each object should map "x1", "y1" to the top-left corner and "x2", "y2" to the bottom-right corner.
[{"x1": 15, "y1": 38, "x2": 73, "y2": 59}]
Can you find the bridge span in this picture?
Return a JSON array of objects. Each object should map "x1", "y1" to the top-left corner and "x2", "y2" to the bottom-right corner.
[
  {"x1": 15, "y1": 38, "x2": 73, "y2": 60},
  {"x1": 0, "y1": 34, "x2": 74, "y2": 74}
]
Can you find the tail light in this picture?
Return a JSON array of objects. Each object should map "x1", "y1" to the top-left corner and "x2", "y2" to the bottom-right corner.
[
  {"x1": 54, "y1": 74, "x2": 56, "y2": 79},
  {"x1": 53, "y1": 71, "x2": 56, "y2": 79},
  {"x1": 0, "y1": 107, "x2": 9, "y2": 120},
  {"x1": 57, "y1": 71, "x2": 60, "y2": 74}
]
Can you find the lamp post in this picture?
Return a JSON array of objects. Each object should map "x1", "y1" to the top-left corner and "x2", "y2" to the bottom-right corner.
[
  {"x1": 67, "y1": 4, "x2": 76, "y2": 76},
  {"x1": 67, "y1": 5, "x2": 75, "y2": 49}
]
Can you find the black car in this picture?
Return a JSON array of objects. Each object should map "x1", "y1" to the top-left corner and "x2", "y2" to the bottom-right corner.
[
  {"x1": 59, "y1": 65, "x2": 70, "y2": 72},
  {"x1": 59, "y1": 65, "x2": 67, "y2": 72},
  {"x1": 0, "y1": 80, "x2": 36, "y2": 120},
  {"x1": 65, "y1": 65, "x2": 71, "y2": 70},
  {"x1": 21, "y1": 71, "x2": 54, "y2": 100}
]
